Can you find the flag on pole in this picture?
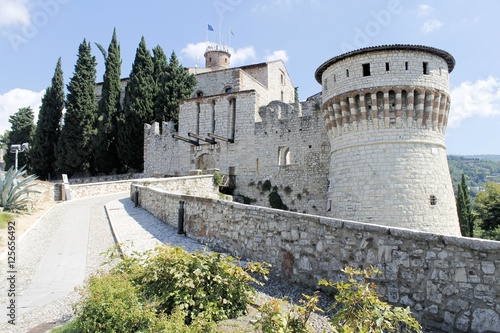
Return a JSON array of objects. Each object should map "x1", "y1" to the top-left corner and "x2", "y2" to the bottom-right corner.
[
  {"x1": 230, "y1": 29, "x2": 234, "y2": 36},
  {"x1": 208, "y1": 24, "x2": 214, "y2": 31}
]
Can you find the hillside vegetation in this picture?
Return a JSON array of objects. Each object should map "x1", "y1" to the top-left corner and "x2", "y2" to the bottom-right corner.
[{"x1": 448, "y1": 155, "x2": 500, "y2": 198}]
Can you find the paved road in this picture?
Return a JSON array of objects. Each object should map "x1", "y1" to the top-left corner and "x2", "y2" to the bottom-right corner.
[{"x1": 0, "y1": 192, "x2": 129, "y2": 333}]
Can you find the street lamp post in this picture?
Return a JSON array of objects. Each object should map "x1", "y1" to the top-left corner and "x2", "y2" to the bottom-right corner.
[{"x1": 10, "y1": 143, "x2": 29, "y2": 171}]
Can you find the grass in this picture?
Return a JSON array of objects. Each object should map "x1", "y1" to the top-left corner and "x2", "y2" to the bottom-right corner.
[{"x1": 0, "y1": 212, "x2": 15, "y2": 229}]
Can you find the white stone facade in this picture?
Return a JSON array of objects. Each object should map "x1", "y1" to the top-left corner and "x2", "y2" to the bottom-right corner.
[{"x1": 145, "y1": 44, "x2": 461, "y2": 235}]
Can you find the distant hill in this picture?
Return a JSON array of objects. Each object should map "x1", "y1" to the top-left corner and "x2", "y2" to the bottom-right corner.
[
  {"x1": 448, "y1": 155, "x2": 500, "y2": 199},
  {"x1": 460, "y1": 155, "x2": 500, "y2": 162}
]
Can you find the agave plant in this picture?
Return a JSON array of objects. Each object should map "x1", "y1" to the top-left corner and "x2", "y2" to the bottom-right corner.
[{"x1": 0, "y1": 166, "x2": 39, "y2": 211}]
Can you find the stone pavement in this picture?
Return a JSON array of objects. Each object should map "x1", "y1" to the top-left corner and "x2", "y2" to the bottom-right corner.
[{"x1": 104, "y1": 196, "x2": 207, "y2": 255}]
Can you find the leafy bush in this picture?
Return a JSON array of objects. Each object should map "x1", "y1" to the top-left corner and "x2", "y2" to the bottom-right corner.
[
  {"x1": 262, "y1": 180, "x2": 272, "y2": 192},
  {"x1": 0, "y1": 166, "x2": 38, "y2": 211},
  {"x1": 73, "y1": 273, "x2": 157, "y2": 332},
  {"x1": 255, "y1": 293, "x2": 321, "y2": 333},
  {"x1": 125, "y1": 246, "x2": 269, "y2": 323},
  {"x1": 213, "y1": 171, "x2": 223, "y2": 186},
  {"x1": 269, "y1": 190, "x2": 288, "y2": 210},
  {"x1": 319, "y1": 266, "x2": 422, "y2": 333},
  {"x1": 71, "y1": 245, "x2": 270, "y2": 331}
]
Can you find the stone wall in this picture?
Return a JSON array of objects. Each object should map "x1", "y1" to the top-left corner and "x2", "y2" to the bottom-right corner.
[
  {"x1": 144, "y1": 93, "x2": 330, "y2": 215},
  {"x1": 61, "y1": 179, "x2": 136, "y2": 200},
  {"x1": 131, "y1": 178, "x2": 500, "y2": 333}
]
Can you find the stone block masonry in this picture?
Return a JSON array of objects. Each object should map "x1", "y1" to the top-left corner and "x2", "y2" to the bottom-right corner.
[{"x1": 132, "y1": 177, "x2": 500, "y2": 333}]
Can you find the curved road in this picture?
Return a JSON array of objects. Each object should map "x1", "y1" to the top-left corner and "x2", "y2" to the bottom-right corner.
[{"x1": 0, "y1": 192, "x2": 129, "y2": 333}]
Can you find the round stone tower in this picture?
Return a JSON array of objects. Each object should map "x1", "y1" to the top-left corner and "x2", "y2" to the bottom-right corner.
[
  {"x1": 204, "y1": 44, "x2": 231, "y2": 70},
  {"x1": 315, "y1": 45, "x2": 460, "y2": 236}
]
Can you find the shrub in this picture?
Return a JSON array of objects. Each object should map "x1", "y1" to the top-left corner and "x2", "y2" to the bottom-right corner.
[
  {"x1": 255, "y1": 293, "x2": 321, "y2": 333},
  {"x1": 213, "y1": 171, "x2": 223, "y2": 186},
  {"x1": 73, "y1": 272, "x2": 157, "y2": 333},
  {"x1": 319, "y1": 266, "x2": 422, "y2": 333},
  {"x1": 132, "y1": 246, "x2": 269, "y2": 323},
  {"x1": 111, "y1": 245, "x2": 269, "y2": 325},
  {"x1": 72, "y1": 246, "x2": 270, "y2": 331},
  {"x1": 269, "y1": 190, "x2": 288, "y2": 210},
  {"x1": 0, "y1": 166, "x2": 38, "y2": 211},
  {"x1": 262, "y1": 180, "x2": 272, "y2": 192}
]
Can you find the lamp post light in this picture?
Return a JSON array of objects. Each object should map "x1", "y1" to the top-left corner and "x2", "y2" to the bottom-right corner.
[{"x1": 10, "y1": 143, "x2": 29, "y2": 171}]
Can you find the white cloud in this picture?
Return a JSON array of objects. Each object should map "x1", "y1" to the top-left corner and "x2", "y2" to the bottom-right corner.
[
  {"x1": 449, "y1": 76, "x2": 500, "y2": 128},
  {"x1": 265, "y1": 50, "x2": 289, "y2": 62},
  {"x1": 0, "y1": 0, "x2": 30, "y2": 27},
  {"x1": 417, "y1": 4, "x2": 433, "y2": 16},
  {"x1": 230, "y1": 46, "x2": 257, "y2": 66},
  {"x1": 180, "y1": 42, "x2": 206, "y2": 65},
  {"x1": 180, "y1": 42, "x2": 256, "y2": 67},
  {"x1": 421, "y1": 19, "x2": 443, "y2": 33},
  {"x1": 0, "y1": 88, "x2": 45, "y2": 133}
]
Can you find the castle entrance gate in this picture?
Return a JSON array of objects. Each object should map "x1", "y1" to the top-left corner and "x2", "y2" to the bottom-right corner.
[{"x1": 196, "y1": 153, "x2": 215, "y2": 172}]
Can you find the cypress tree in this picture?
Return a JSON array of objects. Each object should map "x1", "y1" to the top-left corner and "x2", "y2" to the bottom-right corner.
[
  {"x1": 31, "y1": 58, "x2": 64, "y2": 180},
  {"x1": 456, "y1": 173, "x2": 475, "y2": 237},
  {"x1": 56, "y1": 39, "x2": 97, "y2": 176},
  {"x1": 152, "y1": 45, "x2": 169, "y2": 127},
  {"x1": 93, "y1": 28, "x2": 122, "y2": 174},
  {"x1": 164, "y1": 51, "x2": 197, "y2": 128},
  {"x1": 117, "y1": 36, "x2": 154, "y2": 171},
  {"x1": 4, "y1": 107, "x2": 35, "y2": 171}
]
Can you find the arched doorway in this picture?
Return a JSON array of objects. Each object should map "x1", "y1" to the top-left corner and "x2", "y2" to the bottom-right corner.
[{"x1": 196, "y1": 153, "x2": 215, "y2": 172}]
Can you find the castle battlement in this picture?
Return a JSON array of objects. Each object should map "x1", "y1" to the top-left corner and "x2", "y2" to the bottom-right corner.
[{"x1": 322, "y1": 86, "x2": 451, "y2": 137}]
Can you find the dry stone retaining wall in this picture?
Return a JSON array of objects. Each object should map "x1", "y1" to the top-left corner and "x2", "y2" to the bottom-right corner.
[{"x1": 131, "y1": 178, "x2": 500, "y2": 333}]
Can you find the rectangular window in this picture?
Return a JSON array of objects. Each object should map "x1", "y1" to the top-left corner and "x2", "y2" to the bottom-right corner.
[
  {"x1": 334, "y1": 74, "x2": 336, "y2": 82},
  {"x1": 385, "y1": 62, "x2": 390, "y2": 71},
  {"x1": 405, "y1": 61, "x2": 409, "y2": 70},
  {"x1": 423, "y1": 62, "x2": 429, "y2": 75},
  {"x1": 362, "y1": 63, "x2": 371, "y2": 76},
  {"x1": 346, "y1": 69, "x2": 349, "y2": 77}
]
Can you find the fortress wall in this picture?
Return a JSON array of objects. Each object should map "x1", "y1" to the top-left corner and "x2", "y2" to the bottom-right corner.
[
  {"x1": 234, "y1": 99, "x2": 330, "y2": 214},
  {"x1": 143, "y1": 122, "x2": 188, "y2": 177},
  {"x1": 132, "y1": 181, "x2": 500, "y2": 333}
]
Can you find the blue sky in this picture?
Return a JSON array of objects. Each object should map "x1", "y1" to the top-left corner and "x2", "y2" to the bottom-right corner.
[{"x1": 0, "y1": 0, "x2": 499, "y2": 155}]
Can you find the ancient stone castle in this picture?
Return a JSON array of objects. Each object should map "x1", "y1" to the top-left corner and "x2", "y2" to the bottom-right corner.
[{"x1": 144, "y1": 44, "x2": 461, "y2": 236}]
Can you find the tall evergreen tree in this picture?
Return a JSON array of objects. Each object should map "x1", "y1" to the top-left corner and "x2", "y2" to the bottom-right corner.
[
  {"x1": 152, "y1": 45, "x2": 169, "y2": 127},
  {"x1": 56, "y1": 39, "x2": 97, "y2": 176},
  {"x1": 117, "y1": 36, "x2": 154, "y2": 171},
  {"x1": 456, "y1": 173, "x2": 475, "y2": 237},
  {"x1": 4, "y1": 107, "x2": 35, "y2": 170},
  {"x1": 31, "y1": 58, "x2": 64, "y2": 180},
  {"x1": 475, "y1": 182, "x2": 500, "y2": 240},
  {"x1": 164, "y1": 51, "x2": 197, "y2": 128},
  {"x1": 93, "y1": 28, "x2": 122, "y2": 174}
]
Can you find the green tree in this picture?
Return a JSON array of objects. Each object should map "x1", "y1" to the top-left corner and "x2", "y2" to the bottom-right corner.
[
  {"x1": 164, "y1": 51, "x2": 197, "y2": 128},
  {"x1": 456, "y1": 173, "x2": 475, "y2": 237},
  {"x1": 93, "y1": 28, "x2": 122, "y2": 174},
  {"x1": 475, "y1": 182, "x2": 500, "y2": 240},
  {"x1": 4, "y1": 107, "x2": 35, "y2": 171},
  {"x1": 152, "y1": 44, "x2": 169, "y2": 127},
  {"x1": 56, "y1": 39, "x2": 97, "y2": 176},
  {"x1": 117, "y1": 36, "x2": 155, "y2": 171},
  {"x1": 31, "y1": 58, "x2": 64, "y2": 180}
]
